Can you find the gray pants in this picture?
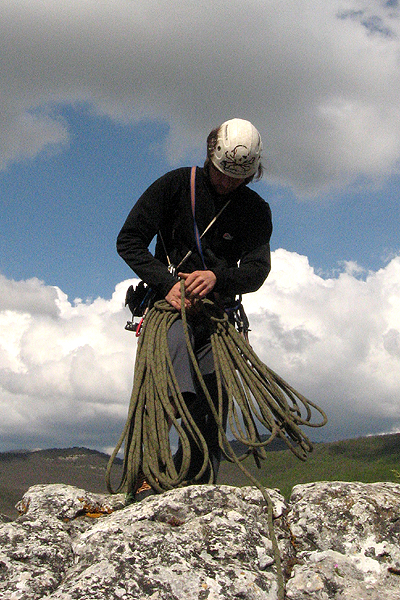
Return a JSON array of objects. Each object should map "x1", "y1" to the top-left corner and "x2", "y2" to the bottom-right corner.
[{"x1": 167, "y1": 316, "x2": 228, "y2": 483}]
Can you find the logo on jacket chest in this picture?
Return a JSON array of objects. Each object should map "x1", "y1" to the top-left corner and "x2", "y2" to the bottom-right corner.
[{"x1": 223, "y1": 232, "x2": 233, "y2": 241}]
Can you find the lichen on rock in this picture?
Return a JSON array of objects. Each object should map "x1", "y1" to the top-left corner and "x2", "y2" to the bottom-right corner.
[{"x1": 0, "y1": 481, "x2": 399, "y2": 599}]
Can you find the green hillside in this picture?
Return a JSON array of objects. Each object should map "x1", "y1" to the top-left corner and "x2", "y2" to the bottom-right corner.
[
  {"x1": 218, "y1": 433, "x2": 400, "y2": 497},
  {"x1": 0, "y1": 434, "x2": 399, "y2": 520}
]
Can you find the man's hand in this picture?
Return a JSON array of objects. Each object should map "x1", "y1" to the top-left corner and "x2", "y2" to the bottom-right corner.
[
  {"x1": 165, "y1": 280, "x2": 190, "y2": 311},
  {"x1": 165, "y1": 270, "x2": 217, "y2": 311},
  {"x1": 178, "y1": 270, "x2": 217, "y2": 299}
]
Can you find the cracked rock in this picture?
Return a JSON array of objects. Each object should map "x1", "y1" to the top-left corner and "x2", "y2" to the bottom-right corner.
[{"x1": 0, "y1": 481, "x2": 399, "y2": 599}]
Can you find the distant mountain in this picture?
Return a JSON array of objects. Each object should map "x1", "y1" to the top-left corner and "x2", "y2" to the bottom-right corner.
[
  {"x1": 0, "y1": 447, "x2": 123, "y2": 520},
  {"x1": 1, "y1": 434, "x2": 399, "y2": 520},
  {"x1": 0, "y1": 439, "x2": 285, "y2": 520},
  {"x1": 226, "y1": 435, "x2": 288, "y2": 457}
]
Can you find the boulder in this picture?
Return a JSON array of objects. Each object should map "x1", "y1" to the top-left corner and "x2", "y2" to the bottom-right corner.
[
  {"x1": 0, "y1": 481, "x2": 399, "y2": 599},
  {"x1": 286, "y1": 481, "x2": 400, "y2": 599}
]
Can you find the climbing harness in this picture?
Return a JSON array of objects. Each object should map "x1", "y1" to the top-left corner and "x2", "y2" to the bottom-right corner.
[
  {"x1": 224, "y1": 295, "x2": 251, "y2": 341},
  {"x1": 106, "y1": 282, "x2": 327, "y2": 600}
]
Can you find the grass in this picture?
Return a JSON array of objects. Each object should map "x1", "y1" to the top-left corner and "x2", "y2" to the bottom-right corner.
[{"x1": 218, "y1": 433, "x2": 400, "y2": 498}]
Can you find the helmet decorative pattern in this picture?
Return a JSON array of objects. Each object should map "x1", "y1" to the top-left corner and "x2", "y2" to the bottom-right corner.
[
  {"x1": 219, "y1": 144, "x2": 258, "y2": 177},
  {"x1": 211, "y1": 118, "x2": 262, "y2": 179}
]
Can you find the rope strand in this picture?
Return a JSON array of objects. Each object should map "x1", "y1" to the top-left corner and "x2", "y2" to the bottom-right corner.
[{"x1": 106, "y1": 284, "x2": 327, "y2": 599}]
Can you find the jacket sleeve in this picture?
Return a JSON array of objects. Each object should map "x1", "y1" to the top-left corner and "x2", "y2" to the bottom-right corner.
[
  {"x1": 210, "y1": 199, "x2": 272, "y2": 296},
  {"x1": 211, "y1": 243, "x2": 271, "y2": 295},
  {"x1": 116, "y1": 174, "x2": 178, "y2": 298}
]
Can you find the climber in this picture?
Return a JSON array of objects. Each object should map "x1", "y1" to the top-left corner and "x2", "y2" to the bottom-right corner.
[{"x1": 117, "y1": 118, "x2": 273, "y2": 500}]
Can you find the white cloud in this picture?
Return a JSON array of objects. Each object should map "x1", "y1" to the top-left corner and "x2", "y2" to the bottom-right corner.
[
  {"x1": 0, "y1": 276, "x2": 140, "y2": 451},
  {"x1": 1, "y1": 0, "x2": 400, "y2": 192},
  {"x1": 246, "y1": 249, "x2": 400, "y2": 438},
  {"x1": 0, "y1": 275, "x2": 59, "y2": 315},
  {"x1": 1, "y1": 252, "x2": 400, "y2": 451}
]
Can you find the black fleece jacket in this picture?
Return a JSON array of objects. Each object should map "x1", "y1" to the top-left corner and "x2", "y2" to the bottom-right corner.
[{"x1": 117, "y1": 166, "x2": 272, "y2": 301}]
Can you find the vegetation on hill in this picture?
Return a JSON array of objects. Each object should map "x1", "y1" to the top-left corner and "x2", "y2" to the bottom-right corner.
[
  {"x1": 0, "y1": 433, "x2": 399, "y2": 519},
  {"x1": 218, "y1": 433, "x2": 400, "y2": 498}
]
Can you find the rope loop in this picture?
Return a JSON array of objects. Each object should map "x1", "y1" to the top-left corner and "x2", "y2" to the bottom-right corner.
[{"x1": 106, "y1": 285, "x2": 327, "y2": 600}]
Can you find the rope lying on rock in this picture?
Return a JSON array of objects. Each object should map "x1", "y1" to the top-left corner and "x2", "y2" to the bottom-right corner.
[{"x1": 106, "y1": 284, "x2": 327, "y2": 599}]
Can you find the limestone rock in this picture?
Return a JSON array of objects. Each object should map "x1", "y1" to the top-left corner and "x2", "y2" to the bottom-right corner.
[
  {"x1": 286, "y1": 481, "x2": 400, "y2": 599},
  {"x1": 0, "y1": 481, "x2": 399, "y2": 599},
  {"x1": 0, "y1": 484, "x2": 125, "y2": 600}
]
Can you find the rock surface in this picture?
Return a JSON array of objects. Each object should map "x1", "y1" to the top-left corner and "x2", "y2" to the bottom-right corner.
[{"x1": 0, "y1": 481, "x2": 399, "y2": 599}]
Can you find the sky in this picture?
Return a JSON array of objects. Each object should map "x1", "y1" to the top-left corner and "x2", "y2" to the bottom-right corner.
[{"x1": 1, "y1": 0, "x2": 400, "y2": 453}]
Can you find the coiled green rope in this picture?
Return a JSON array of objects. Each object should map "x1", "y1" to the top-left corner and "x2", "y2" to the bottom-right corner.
[{"x1": 106, "y1": 283, "x2": 327, "y2": 599}]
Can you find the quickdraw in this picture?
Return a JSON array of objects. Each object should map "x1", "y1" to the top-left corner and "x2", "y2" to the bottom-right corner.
[{"x1": 124, "y1": 282, "x2": 156, "y2": 333}]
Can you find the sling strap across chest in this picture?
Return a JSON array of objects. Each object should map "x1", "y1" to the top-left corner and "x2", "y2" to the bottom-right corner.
[{"x1": 174, "y1": 166, "x2": 232, "y2": 273}]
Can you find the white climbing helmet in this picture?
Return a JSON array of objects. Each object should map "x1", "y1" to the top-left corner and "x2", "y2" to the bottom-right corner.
[{"x1": 211, "y1": 118, "x2": 262, "y2": 179}]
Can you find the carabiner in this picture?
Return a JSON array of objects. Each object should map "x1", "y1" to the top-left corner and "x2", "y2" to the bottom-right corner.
[{"x1": 168, "y1": 264, "x2": 176, "y2": 277}]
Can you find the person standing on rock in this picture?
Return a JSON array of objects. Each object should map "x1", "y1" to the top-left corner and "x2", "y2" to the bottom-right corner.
[{"x1": 117, "y1": 118, "x2": 273, "y2": 500}]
